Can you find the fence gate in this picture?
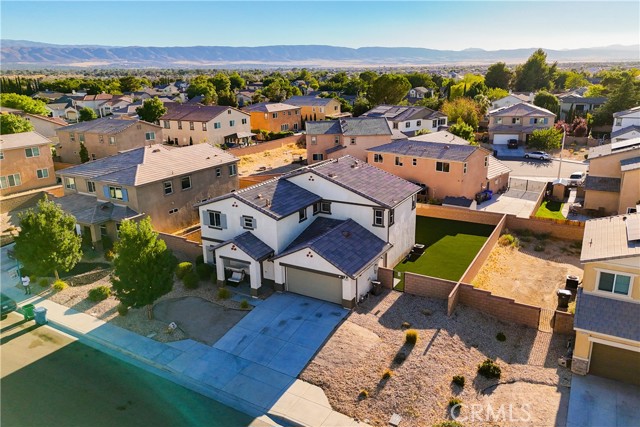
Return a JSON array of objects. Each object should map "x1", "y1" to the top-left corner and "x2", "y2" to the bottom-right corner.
[{"x1": 538, "y1": 308, "x2": 555, "y2": 332}]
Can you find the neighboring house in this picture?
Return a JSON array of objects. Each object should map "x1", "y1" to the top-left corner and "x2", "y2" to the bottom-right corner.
[
  {"x1": 0, "y1": 132, "x2": 56, "y2": 196},
  {"x1": 55, "y1": 144, "x2": 238, "y2": 247},
  {"x1": 571, "y1": 213, "x2": 640, "y2": 385},
  {"x1": 160, "y1": 104, "x2": 253, "y2": 147},
  {"x1": 306, "y1": 117, "x2": 392, "y2": 164},
  {"x1": 236, "y1": 91, "x2": 254, "y2": 107},
  {"x1": 558, "y1": 95, "x2": 606, "y2": 121},
  {"x1": 367, "y1": 131, "x2": 509, "y2": 201},
  {"x1": 488, "y1": 103, "x2": 556, "y2": 144},
  {"x1": 45, "y1": 100, "x2": 73, "y2": 119},
  {"x1": 611, "y1": 106, "x2": 640, "y2": 143},
  {"x1": 197, "y1": 155, "x2": 420, "y2": 307},
  {"x1": 74, "y1": 94, "x2": 133, "y2": 118},
  {"x1": 584, "y1": 138, "x2": 640, "y2": 215},
  {"x1": 361, "y1": 105, "x2": 447, "y2": 136},
  {"x1": 56, "y1": 117, "x2": 163, "y2": 164},
  {"x1": 284, "y1": 96, "x2": 342, "y2": 121},
  {"x1": 242, "y1": 102, "x2": 301, "y2": 133},
  {"x1": 22, "y1": 114, "x2": 67, "y2": 143},
  {"x1": 153, "y1": 83, "x2": 179, "y2": 95},
  {"x1": 408, "y1": 87, "x2": 432, "y2": 99},
  {"x1": 32, "y1": 91, "x2": 65, "y2": 101},
  {"x1": 246, "y1": 82, "x2": 264, "y2": 91},
  {"x1": 490, "y1": 93, "x2": 532, "y2": 110}
]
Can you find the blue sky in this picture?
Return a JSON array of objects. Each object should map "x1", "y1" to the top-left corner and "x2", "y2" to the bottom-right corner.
[{"x1": 1, "y1": 1, "x2": 638, "y2": 50}]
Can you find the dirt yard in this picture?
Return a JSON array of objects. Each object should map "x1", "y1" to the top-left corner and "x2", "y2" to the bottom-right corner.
[
  {"x1": 472, "y1": 234, "x2": 583, "y2": 310},
  {"x1": 238, "y1": 142, "x2": 306, "y2": 176},
  {"x1": 300, "y1": 291, "x2": 571, "y2": 427}
]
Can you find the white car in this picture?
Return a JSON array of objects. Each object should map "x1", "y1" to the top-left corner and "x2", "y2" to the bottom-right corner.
[
  {"x1": 567, "y1": 171, "x2": 586, "y2": 186},
  {"x1": 524, "y1": 151, "x2": 551, "y2": 161}
]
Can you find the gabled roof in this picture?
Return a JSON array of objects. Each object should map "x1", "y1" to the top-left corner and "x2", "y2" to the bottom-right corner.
[
  {"x1": 0, "y1": 131, "x2": 51, "y2": 150},
  {"x1": 306, "y1": 117, "x2": 391, "y2": 136},
  {"x1": 367, "y1": 138, "x2": 486, "y2": 162},
  {"x1": 242, "y1": 102, "x2": 300, "y2": 113},
  {"x1": 24, "y1": 113, "x2": 68, "y2": 127},
  {"x1": 588, "y1": 139, "x2": 640, "y2": 159},
  {"x1": 488, "y1": 103, "x2": 556, "y2": 117},
  {"x1": 53, "y1": 193, "x2": 140, "y2": 225},
  {"x1": 81, "y1": 94, "x2": 113, "y2": 101},
  {"x1": 161, "y1": 104, "x2": 248, "y2": 122},
  {"x1": 57, "y1": 144, "x2": 237, "y2": 187},
  {"x1": 559, "y1": 95, "x2": 607, "y2": 104},
  {"x1": 487, "y1": 156, "x2": 512, "y2": 179},
  {"x1": 57, "y1": 117, "x2": 159, "y2": 134},
  {"x1": 581, "y1": 213, "x2": 640, "y2": 262},
  {"x1": 611, "y1": 125, "x2": 640, "y2": 139},
  {"x1": 213, "y1": 231, "x2": 274, "y2": 261},
  {"x1": 284, "y1": 96, "x2": 336, "y2": 107},
  {"x1": 362, "y1": 105, "x2": 446, "y2": 121},
  {"x1": 275, "y1": 217, "x2": 391, "y2": 278},
  {"x1": 574, "y1": 288, "x2": 640, "y2": 341},
  {"x1": 613, "y1": 105, "x2": 640, "y2": 118},
  {"x1": 408, "y1": 130, "x2": 469, "y2": 145}
]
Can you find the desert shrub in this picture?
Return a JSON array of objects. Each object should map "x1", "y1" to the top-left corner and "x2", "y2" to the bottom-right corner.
[
  {"x1": 452, "y1": 375, "x2": 465, "y2": 387},
  {"x1": 520, "y1": 235, "x2": 532, "y2": 243},
  {"x1": 183, "y1": 270, "x2": 200, "y2": 289},
  {"x1": 117, "y1": 303, "x2": 129, "y2": 316},
  {"x1": 240, "y1": 300, "x2": 250, "y2": 309},
  {"x1": 405, "y1": 329, "x2": 418, "y2": 345},
  {"x1": 534, "y1": 244, "x2": 546, "y2": 252},
  {"x1": 401, "y1": 321, "x2": 411, "y2": 329},
  {"x1": 217, "y1": 287, "x2": 231, "y2": 300},
  {"x1": 358, "y1": 389, "x2": 369, "y2": 399},
  {"x1": 53, "y1": 280, "x2": 68, "y2": 292},
  {"x1": 382, "y1": 369, "x2": 393, "y2": 379},
  {"x1": 568, "y1": 301, "x2": 576, "y2": 315},
  {"x1": 477, "y1": 359, "x2": 502, "y2": 379},
  {"x1": 38, "y1": 278, "x2": 49, "y2": 287},
  {"x1": 533, "y1": 232, "x2": 550, "y2": 241},
  {"x1": 433, "y1": 422, "x2": 463, "y2": 427},
  {"x1": 195, "y1": 254, "x2": 204, "y2": 265},
  {"x1": 105, "y1": 249, "x2": 115, "y2": 261},
  {"x1": 88, "y1": 285, "x2": 111, "y2": 302},
  {"x1": 498, "y1": 234, "x2": 518, "y2": 247},
  {"x1": 448, "y1": 397, "x2": 462, "y2": 407},
  {"x1": 176, "y1": 262, "x2": 193, "y2": 279},
  {"x1": 196, "y1": 263, "x2": 213, "y2": 280}
]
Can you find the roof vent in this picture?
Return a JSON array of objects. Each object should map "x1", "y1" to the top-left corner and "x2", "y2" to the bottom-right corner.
[
  {"x1": 342, "y1": 231, "x2": 351, "y2": 238},
  {"x1": 152, "y1": 148, "x2": 160, "y2": 153},
  {"x1": 256, "y1": 193, "x2": 263, "y2": 199},
  {"x1": 328, "y1": 173, "x2": 337, "y2": 178},
  {"x1": 444, "y1": 145, "x2": 450, "y2": 149},
  {"x1": 265, "y1": 198, "x2": 271, "y2": 207}
]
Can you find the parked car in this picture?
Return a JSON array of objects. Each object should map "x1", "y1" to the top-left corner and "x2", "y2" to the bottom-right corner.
[
  {"x1": 507, "y1": 139, "x2": 519, "y2": 149},
  {"x1": 1, "y1": 293, "x2": 17, "y2": 317},
  {"x1": 567, "y1": 171, "x2": 586, "y2": 186},
  {"x1": 525, "y1": 151, "x2": 551, "y2": 161}
]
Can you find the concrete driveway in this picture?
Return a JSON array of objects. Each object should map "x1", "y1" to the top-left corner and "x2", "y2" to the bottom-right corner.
[{"x1": 567, "y1": 375, "x2": 640, "y2": 427}]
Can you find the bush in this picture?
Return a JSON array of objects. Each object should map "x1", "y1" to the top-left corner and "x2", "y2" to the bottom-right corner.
[
  {"x1": 498, "y1": 234, "x2": 518, "y2": 247},
  {"x1": 477, "y1": 359, "x2": 502, "y2": 379},
  {"x1": 448, "y1": 397, "x2": 462, "y2": 407},
  {"x1": 176, "y1": 262, "x2": 193, "y2": 279},
  {"x1": 452, "y1": 375, "x2": 465, "y2": 387},
  {"x1": 240, "y1": 300, "x2": 250, "y2": 309},
  {"x1": 211, "y1": 272, "x2": 218, "y2": 284},
  {"x1": 382, "y1": 369, "x2": 393, "y2": 379},
  {"x1": 196, "y1": 263, "x2": 213, "y2": 280},
  {"x1": 496, "y1": 332, "x2": 506, "y2": 342},
  {"x1": 433, "y1": 422, "x2": 463, "y2": 427},
  {"x1": 105, "y1": 249, "x2": 115, "y2": 261},
  {"x1": 401, "y1": 321, "x2": 411, "y2": 329},
  {"x1": 358, "y1": 389, "x2": 369, "y2": 399},
  {"x1": 183, "y1": 270, "x2": 200, "y2": 289},
  {"x1": 117, "y1": 303, "x2": 129, "y2": 316},
  {"x1": 534, "y1": 244, "x2": 546, "y2": 252},
  {"x1": 195, "y1": 254, "x2": 205, "y2": 265},
  {"x1": 405, "y1": 329, "x2": 418, "y2": 345},
  {"x1": 217, "y1": 287, "x2": 231, "y2": 300},
  {"x1": 53, "y1": 280, "x2": 68, "y2": 292},
  {"x1": 38, "y1": 278, "x2": 49, "y2": 287},
  {"x1": 568, "y1": 301, "x2": 576, "y2": 315},
  {"x1": 88, "y1": 285, "x2": 111, "y2": 302}
]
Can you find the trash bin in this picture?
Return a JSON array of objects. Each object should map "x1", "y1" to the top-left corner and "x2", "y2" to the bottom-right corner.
[
  {"x1": 34, "y1": 306, "x2": 48, "y2": 325},
  {"x1": 22, "y1": 303, "x2": 35, "y2": 320},
  {"x1": 557, "y1": 289, "x2": 572, "y2": 309},
  {"x1": 566, "y1": 275, "x2": 580, "y2": 291},
  {"x1": 371, "y1": 280, "x2": 382, "y2": 296}
]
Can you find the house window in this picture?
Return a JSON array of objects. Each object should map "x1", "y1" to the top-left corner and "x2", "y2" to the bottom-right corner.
[
  {"x1": 395, "y1": 156, "x2": 403, "y2": 166},
  {"x1": 615, "y1": 118, "x2": 622, "y2": 127},
  {"x1": 109, "y1": 136, "x2": 116, "y2": 145},
  {"x1": 227, "y1": 110, "x2": 232, "y2": 115},
  {"x1": 312, "y1": 153, "x2": 324, "y2": 161},
  {"x1": 36, "y1": 168, "x2": 49, "y2": 179},
  {"x1": 293, "y1": 123, "x2": 298, "y2": 130},
  {"x1": 214, "y1": 122, "x2": 221, "y2": 129},
  {"x1": 100, "y1": 225, "x2": 107, "y2": 237},
  {"x1": 25, "y1": 147, "x2": 40, "y2": 157},
  {"x1": 241, "y1": 118, "x2": 247, "y2": 125},
  {"x1": 495, "y1": 118, "x2": 502, "y2": 124},
  {"x1": 311, "y1": 137, "x2": 317, "y2": 145},
  {"x1": 229, "y1": 120, "x2": 235, "y2": 126},
  {"x1": 202, "y1": 122, "x2": 207, "y2": 131},
  {"x1": 350, "y1": 138, "x2": 356, "y2": 145},
  {"x1": 0, "y1": 151, "x2": 3, "y2": 160},
  {"x1": 178, "y1": 121, "x2": 183, "y2": 130},
  {"x1": 320, "y1": 201, "x2": 331, "y2": 214},
  {"x1": 313, "y1": 202, "x2": 320, "y2": 215},
  {"x1": 438, "y1": 118, "x2": 446, "y2": 126},
  {"x1": 70, "y1": 133, "x2": 76, "y2": 142},
  {"x1": 405, "y1": 122, "x2": 410, "y2": 128},
  {"x1": 99, "y1": 135, "x2": 104, "y2": 144},
  {"x1": 169, "y1": 208, "x2": 178, "y2": 215},
  {"x1": 163, "y1": 181, "x2": 173, "y2": 195},
  {"x1": 79, "y1": 134, "x2": 85, "y2": 143},
  {"x1": 374, "y1": 154, "x2": 383, "y2": 163},
  {"x1": 432, "y1": 120, "x2": 437, "y2": 128},
  {"x1": 181, "y1": 176, "x2": 192, "y2": 190},
  {"x1": 436, "y1": 162, "x2": 450, "y2": 172},
  {"x1": 208, "y1": 211, "x2": 222, "y2": 228},
  {"x1": 512, "y1": 118, "x2": 520, "y2": 124},
  {"x1": 295, "y1": 110, "x2": 299, "y2": 115},
  {"x1": 0, "y1": 174, "x2": 22, "y2": 188},
  {"x1": 463, "y1": 163, "x2": 467, "y2": 174},
  {"x1": 416, "y1": 120, "x2": 422, "y2": 127},
  {"x1": 215, "y1": 168, "x2": 221, "y2": 177},
  {"x1": 373, "y1": 208, "x2": 384, "y2": 227},
  {"x1": 281, "y1": 124, "x2": 289, "y2": 131},
  {"x1": 411, "y1": 194, "x2": 417, "y2": 210},
  {"x1": 228, "y1": 164, "x2": 237, "y2": 176},
  {"x1": 109, "y1": 186, "x2": 124, "y2": 200},
  {"x1": 65, "y1": 177, "x2": 76, "y2": 190},
  {"x1": 163, "y1": 120, "x2": 170, "y2": 129},
  {"x1": 412, "y1": 158, "x2": 417, "y2": 166},
  {"x1": 299, "y1": 208, "x2": 307, "y2": 222},
  {"x1": 389, "y1": 209, "x2": 395, "y2": 226},
  {"x1": 116, "y1": 223, "x2": 121, "y2": 238},
  {"x1": 597, "y1": 271, "x2": 632, "y2": 296},
  {"x1": 334, "y1": 136, "x2": 340, "y2": 145},
  {"x1": 87, "y1": 181, "x2": 96, "y2": 193},
  {"x1": 189, "y1": 122, "x2": 194, "y2": 131},
  {"x1": 272, "y1": 113, "x2": 278, "y2": 119},
  {"x1": 145, "y1": 132, "x2": 155, "y2": 141},
  {"x1": 242, "y1": 215, "x2": 255, "y2": 229}
]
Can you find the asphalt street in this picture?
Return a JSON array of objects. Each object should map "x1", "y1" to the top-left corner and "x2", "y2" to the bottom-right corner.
[{"x1": 501, "y1": 158, "x2": 589, "y2": 181}]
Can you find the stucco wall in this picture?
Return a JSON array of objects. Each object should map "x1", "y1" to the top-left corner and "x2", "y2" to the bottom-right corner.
[
  {"x1": 581, "y1": 258, "x2": 640, "y2": 299},
  {"x1": 158, "y1": 231, "x2": 202, "y2": 262},
  {"x1": 162, "y1": 108, "x2": 251, "y2": 146},
  {"x1": 459, "y1": 214, "x2": 505, "y2": 283},
  {"x1": 248, "y1": 108, "x2": 301, "y2": 133},
  {"x1": 584, "y1": 190, "x2": 620, "y2": 215},
  {"x1": 619, "y1": 169, "x2": 640, "y2": 214},
  {"x1": 0, "y1": 144, "x2": 57, "y2": 196}
]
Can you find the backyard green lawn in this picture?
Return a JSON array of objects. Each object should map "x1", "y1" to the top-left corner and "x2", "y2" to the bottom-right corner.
[
  {"x1": 535, "y1": 200, "x2": 565, "y2": 220},
  {"x1": 394, "y1": 217, "x2": 494, "y2": 288}
]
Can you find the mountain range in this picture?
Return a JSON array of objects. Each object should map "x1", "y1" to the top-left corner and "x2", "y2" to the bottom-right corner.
[{"x1": 1, "y1": 40, "x2": 638, "y2": 68}]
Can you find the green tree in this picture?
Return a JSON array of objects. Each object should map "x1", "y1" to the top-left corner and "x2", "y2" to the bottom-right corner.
[
  {"x1": 78, "y1": 107, "x2": 98, "y2": 122},
  {"x1": 210, "y1": 73, "x2": 231, "y2": 93},
  {"x1": 0, "y1": 114, "x2": 34, "y2": 134},
  {"x1": 594, "y1": 73, "x2": 640, "y2": 126},
  {"x1": 0, "y1": 93, "x2": 48, "y2": 115},
  {"x1": 448, "y1": 118, "x2": 476, "y2": 143},
  {"x1": 415, "y1": 96, "x2": 443, "y2": 111},
  {"x1": 136, "y1": 97, "x2": 167, "y2": 123},
  {"x1": 366, "y1": 74, "x2": 411, "y2": 105},
  {"x1": 473, "y1": 94, "x2": 491, "y2": 117},
  {"x1": 528, "y1": 128, "x2": 563, "y2": 150},
  {"x1": 217, "y1": 90, "x2": 238, "y2": 107},
  {"x1": 441, "y1": 97, "x2": 480, "y2": 129},
  {"x1": 229, "y1": 72, "x2": 246, "y2": 90},
  {"x1": 584, "y1": 84, "x2": 606, "y2": 98},
  {"x1": 484, "y1": 62, "x2": 513, "y2": 89},
  {"x1": 405, "y1": 72, "x2": 436, "y2": 89},
  {"x1": 359, "y1": 71, "x2": 378, "y2": 85},
  {"x1": 352, "y1": 97, "x2": 372, "y2": 117},
  {"x1": 14, "y1": 199, "x2": 82, "y2": 280},
  {"x1": 187, "y1": 75, "x2": 217, "y2": 103},
  {"x1": 119, "y1": 76, "x2": 143, "y2": 93},
  {"x1": 513, "y1": 49, "x2": 557, "y2": 92},
  {"x1": 486, "y1": 87, "x2": 509, "y2": 101},
  {"x1": 533, "y1": 91, "x2": 560, "y2": 115},
  {"x1": 79, "y1": 143, "x2": 89, "y2": 163},
  {"x1": 111, "y1": 218, "x2": 177, "y2": 317}
]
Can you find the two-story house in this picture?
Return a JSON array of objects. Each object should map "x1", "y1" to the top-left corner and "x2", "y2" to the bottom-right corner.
[
  {"x1": 572, "y1": 213, "x2": 640, "y2": 385},
  {"x1": 306, "y1": 117, "x2": 392, "y2": 164},
  {"x1": 488, "y1": 103, "x2": 556, "y2": 145},
  {"x1": 407, "y1": 87, "x2": 433, "y2": 100},
  {"x1": 490, "y1": 93, "x2": 532, "y2": 110},
  {"x1": 197, "y1": 155, "x2": 420, "y2": 307},
  {"x1": 54, "y1": 144, "x2": 238, "y2": 248},
  {"x1": 611, "y1": 106, "x2": 640, "y2": 143},
  {"x1": 242, "y1": 102, "x2": 301, "y2": 133},
  {"x1": 284, "y1": 96, "x2": 342, "y2": 122},
  {"x1": 361, "y1": 105, "x2": 447, "y2": 136},
  {"x1": 0, "y1": 132, "x2": 57, "y2": 196},
  {"x1": 160, "y1": 104, "x2": 253, "y2": 147},
  {"x1": 74, "y1": 94, "x2": 133, "y2": 118},
  {"x1": 584, "y1": 138, "x2": 640, "y2": 215},
  {"x1": 367, "y1": 131, "x2": 510, "y2": 202},
  {"x1": 558, "y1": 94, "x2": 606, "y2": 121},
  {"x1": 56, "y1": 117, "x2": 163, "y2": 164}
]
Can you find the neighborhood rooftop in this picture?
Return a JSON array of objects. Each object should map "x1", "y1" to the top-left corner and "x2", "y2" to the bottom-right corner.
[
  {"x1": 53, "y1": 193, "x2": 141, "y2": 225},
  {"x1": 588, "y1": 137, "x2": 640, "y2": 159},
  {"x1": 305, "y1": 117, "x2": 391, "y2": 136},
  {"x1": 580, "y1": 213, "x2": 640, "y2": 263},
  {"x1": 613, "y1": 105, "x2": 640, "y2": 117},
  {"x1": 58, "y1": 117, "x2": 158, "y2": 134},
  {"x1": 284, "y1": 96, "x2": 336, "y2": 106},
  {"x1": 489, "y1": 102, "x2": 556, "y2": 117},
  {"x1": 161, "y1": 104, "x2": 246, "y2": 122},
  {"x1": 213, "y1": 231, "x2": 274, "y2": 261},
  {"x1": 574, "y1": 288, "x2": 640, "y2": 342},
  {"x1": 362, "y1": 105, "x2": 446, "y2": 121},
  {"x1": 367, "y1": 138, "x2": 486, "y2": 162},
  {"x1": 242, "y1": 102, "x2": 300, "y2": 113},
  {"x1": 408, "y1": 130, "x2": 471, "y2": 145},
  {"x1": 0, "y1": 131, "x2": 51, "y2": 149}
]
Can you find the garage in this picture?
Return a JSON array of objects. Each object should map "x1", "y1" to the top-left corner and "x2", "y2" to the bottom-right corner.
[
  {"x1": 589, "y1": 343, "x2": 640, "y2": 385},
  {"x1": 493, "y1": 133, "x2": 519, "y2": 144},
  {"x1": 286, "y1": 267, "x2": 343, "y2": 305}
]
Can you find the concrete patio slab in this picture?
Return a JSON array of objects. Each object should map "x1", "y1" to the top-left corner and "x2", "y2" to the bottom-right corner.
[
  {"x1": 212, "y1": 325, "x2": 258, "y2": 355},
  {"x1": 239, "y1": 333, "x2": 288, "y2": 365},
  {"x1": 267, "y1": 342, "x2": 316, "y2": 376},
  {"x1": 223, "y1": 374, "x2": 284, "y2": 409}
]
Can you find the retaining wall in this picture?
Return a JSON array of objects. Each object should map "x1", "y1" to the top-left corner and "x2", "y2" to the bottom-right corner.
[
  {"x1": 158, "y1": 232, "x2": 203, "y2": 261},
  {"x1": 404, "y1": 273, "x2": 457, "y2": 299},
  {"x1": 416, "y1": 203, "x2": 503, "y2": 225},
  {"x1": 378, "y1": 267, "x2": 394, "y2": 289},
  {"x1": 505, "y1": 216, "x2": 584, "y2": 241},
  {"x1": 553, "y1": 310, "x2": 575, "y2": 335},
  {"x1": 459, "y1": 214, "x2": 506, "y2": 284}
]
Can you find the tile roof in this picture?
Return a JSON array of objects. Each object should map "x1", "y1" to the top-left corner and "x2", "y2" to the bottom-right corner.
[
  {"x1": 581, "y1": 213, "x2": 640, "y2": 262},
  {"x1": 53, "y1": 193, "x2": 140, "y2": 225},
  {"x1": 367, "y1": 138, "x2": 483, "y2": 162},
  {"x1": 620, "y1": 156, "x2": 640, "y2": 172},
  {"x1": 613, "y1": 105, "x2": 640, "y2": 118},
  {"x1": 584, "y1": 176, "x2": 621, "y2": 192},
  {"x1": 161, "y1": 104, "x2": 248, "y2": 122},
  {"x1": 574, "y1": 288, "x2": 640, "y2": 341},
  {"x1": 276, "y1": 217, "x2": 391, "y2": 278},
  {"x1": 408, "y1": 130, "x2": 470, "y2": 145},
  {"x1": 0, "y1": 131, "x2": 51, "y2": 150},
  {"x1": 611, "y1": 125, "x2": 640, "y2": 139},
  {"x1": 242, "y1": 102, "x2": 300, "y2": 113},
  {"x1": 24, "y1": 113, "x2": 68, "y2": 126},
  {"x1": 487, "y1": 156, "x2": 512, "y2": 179},
  {"x1": 560, "y1": 96, "x2": 607, "y2": 104},
  {"x1": 82, "y1": 94, "x2": 113, "y2": 101},
  {"x1": 57, "y1": 144, "x2": 237, "y2": 186},
  {"x1": 284, "y1": 96, "x2": 336, "y2": 107},
  {"x1": 305, "y1": 117, "x2": 391, "y2": 136},
  {"x1": 58, "y1": 117, "x2": 158, "y2": 134},
  {"x1": 489, "y1": 103, "x2": 556, "y2": 117},
  {"x1": 362, "y1": 105, "x2": 446, "y2": 121},
  {"x1": 214, "y1": 231, "x2": 274, "y2": 261},
  {"x1": 305, "y1": 121, "x2": 342, "y2": 135},
  {"x1": 588, "y1": 139, "x2": 640, "y2": 159}
]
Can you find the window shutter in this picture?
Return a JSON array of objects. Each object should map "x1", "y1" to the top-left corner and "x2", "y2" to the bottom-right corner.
[
  {"x1": 121, "y1": 188, "x2": 129, "y2": 202},
  {"x1": 252, "y1": 217, "x2": 257, "y2": 229},
  {"x1": 103, "y1": 186, "x2": 110, "y2": 198},
  {"x1": 220, "y1": 214, "x2": 227, "y2": 229},
  {"x1": 203, "y1": 211, "x2": 210, "y2": 226}
]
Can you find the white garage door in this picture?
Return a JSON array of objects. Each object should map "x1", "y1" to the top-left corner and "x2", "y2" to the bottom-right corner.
[
  {"x1": 493, "y1": 134, "x2": 519, "y2": 144},
  {"x1": 286, "y1": 267, "x2": 343, "y2": 304}
]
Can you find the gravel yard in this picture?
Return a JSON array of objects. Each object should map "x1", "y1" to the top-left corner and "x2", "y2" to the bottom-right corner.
[
  {"x1": 300, "y1": 291, "x2": 572, "y2": 427},
  {"x1": 238, "y1": 142, "x2": 306, "y2": 176}
]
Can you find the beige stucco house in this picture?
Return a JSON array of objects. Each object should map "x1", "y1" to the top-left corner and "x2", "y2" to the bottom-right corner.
[
  {"x1": 488, "y1": 103, "x2": 556, "y2": 145},
  {"x1": 284, "y1": 96, "x2": 343, "y2": 122},
  {"x1": 0, "y1": 132, "x2": 57, "y2": 196}
]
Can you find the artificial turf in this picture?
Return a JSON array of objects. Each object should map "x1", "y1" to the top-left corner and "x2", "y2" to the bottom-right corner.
[
  {"x1": 535, "y1": 200, "x2": 565, "y2": 220},
  {"x1": 394, "y1": 217, "x2": 494, "y2": 285}
]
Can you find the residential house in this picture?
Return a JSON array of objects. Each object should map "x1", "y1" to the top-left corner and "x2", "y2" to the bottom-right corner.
[
  {"x1": 408, "y1": 87, "x2": 433, "y2": 100},
  {"x1": 0, "y1": 132, "x2": 56, "y2": 196},
  {"x1": 22, "y1": 114, "x2": 67, "y2": 143},
  {"x1": 488, "y1": 103, "x2": 556, "y2": 144},
  {"x1": 611, "y1": 106, "x2": 640, "y2": 143},
  {"x1": 45, "y1": 97, "x2": 75, "y2": 119},
  {"x1": 237, "y1": 91, "x2": 254, "y2": 107},
  {"x1": 490, "y1": 93, "x2": 532, "y2": 110},
  {"x1": 56, "y1": 117, "x2": 163, "y2": 164},
  {"x1": 584, "y1": 138, "x2": 640, "y2": 215},
  {"x1": 55, "y1": 144, "x2": 238, "y2": 247},
  {"x1": 160, "y1": 104, "x2": 253, "y2": 147},
  {"x1": 153, "y1": 83, "x2": 179, "y2": 96},
  {"x1": 246, "y1": 82, "x2": 264, "y2": 91},
  {"x1": 284, "y1": 96, "x2": 342, "y2": 121},
  {"x1": 306, "y1": 117, "x2": 392, "y2": 164},
  {"x1": 571, "y1": 213, "x2": 640, "y2": 385},
  {"x1": 361, "y1": 105, "x2": 447, "y2": 136},
  {"x1": 367, "y1": 131, "x2": 509, "y2": 202},
  {"x1": 32, "y1": 91, "x2": 65, "y2": 102},
  {"x1": 197, "y1": 155, "x2": 420, "y2": 307},
  {"x1": 242, "y1": 102, "x2": 301, "y2": 133},
  {"x1": 74, "y1": 94, "x2": 133, "y2": 118},
  {"x1": 558, "y1": 95, "x2": 606, "y2": 121}
]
